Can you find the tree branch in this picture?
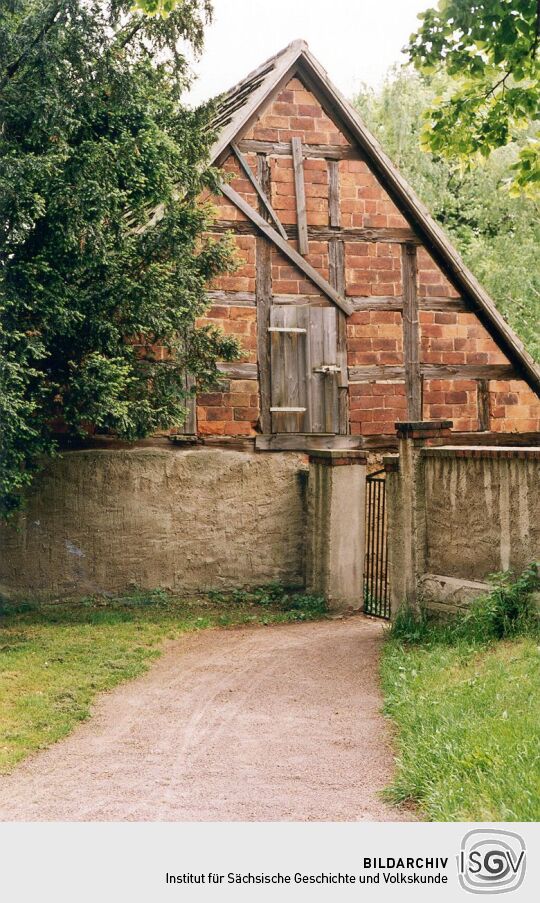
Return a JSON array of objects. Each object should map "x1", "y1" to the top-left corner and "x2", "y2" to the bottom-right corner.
[
  {"x1": 485, "y1": 71, "x2": 510, "y2": 100},
  {"x1": 531, "y1": 0, "x2": 540, "y2": 60},
  {"x1": 115, "y1": 15, "x2": 146, "y2": 50},
  {"x1": 0, "y1": 1, "x2": 62, "y2": 93}
]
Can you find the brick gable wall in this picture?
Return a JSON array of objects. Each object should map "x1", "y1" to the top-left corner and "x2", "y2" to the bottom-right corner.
[{"x1": 193, "y1": 75, "x2": 540, "y2": 441}]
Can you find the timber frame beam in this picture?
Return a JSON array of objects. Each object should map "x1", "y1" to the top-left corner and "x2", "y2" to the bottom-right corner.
[
  {"x1": 206, "y1": 289, "x2": 470, "y2": 313},
  {"x1": 348, "y1": 363, "x2": 518, "y2": 383},
  {"x1": 255, "y1": 430, "x2": 540, "y2": 452},
  {"x1": 230, "y1": 142, "x2": 287, "y2": 239},
  {"x1": 238, "y1": 138, "x2": 362, "y2": 160},
  {"x1": 219, "y1": 180, "x2": 354, "y2": 315},
  {"x1": 291, "y1": 137, "x2": 309, "y2": 255},
  {"x1": 210, "y1": 219, "x2": 419, "y2": 243},
  {"x1": 402, "y1": 244, "x2": 422, "y2": 420},
  {"x1": 256, "y1": 152, "x2": 273, "y2": 434}
]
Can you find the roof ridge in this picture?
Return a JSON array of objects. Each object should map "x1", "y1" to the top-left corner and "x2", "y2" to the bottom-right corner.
[
  {"x1": 209, "y1": 40, "x2": 306, "y2": 163},
  {"x1": 213, "y1": 39, "x2": 307, "y2": 105},
  {"x1": 206, "y1": 42, "x2": 540, "y2": 395}
]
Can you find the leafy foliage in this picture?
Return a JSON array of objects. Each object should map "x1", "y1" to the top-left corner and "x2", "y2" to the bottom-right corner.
[
  {"x1": 390, "y1": 564, "x2": 539, "y2": 645},
  {"x1": 354, "y1": 68, "x2": 540, "y2": 361},
  {"x1": 134, "y1": 0, "x2": 187, "y2": 12},
  {"x1": 407, "y1": 0, "x2": 540, "y2": 196},
  {"x1": 0, "y1": 0, "x2": 236, "y2": 516}
]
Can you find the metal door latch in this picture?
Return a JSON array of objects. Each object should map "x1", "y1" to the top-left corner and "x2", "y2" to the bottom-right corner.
[{"x1": 313, "y1": 365, "x2": 341, "y2": 373}]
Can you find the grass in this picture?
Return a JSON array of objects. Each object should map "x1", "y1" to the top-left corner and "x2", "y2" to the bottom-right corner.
[
  {"x1": 381, "y1": 566, "x2": 540, "y2": 821},
  {"x1": 0, "y1": 584, "x2": 326, "y2": 773}
]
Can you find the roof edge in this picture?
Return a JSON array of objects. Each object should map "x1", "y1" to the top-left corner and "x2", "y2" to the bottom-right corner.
[
  {"x1": 296, "y1": 48, "x2": 540, "y2": 394},
  {"x1": 208, "y1": 41, "x2": 540, "y2": 396},
  {"x1": 209, "y1": 41, "x2": 307, "y2": 165}
]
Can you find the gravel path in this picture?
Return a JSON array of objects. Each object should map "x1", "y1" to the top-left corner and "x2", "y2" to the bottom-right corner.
[{"x1": 0, "y1": 616, "x2": 409, "y2": 821}]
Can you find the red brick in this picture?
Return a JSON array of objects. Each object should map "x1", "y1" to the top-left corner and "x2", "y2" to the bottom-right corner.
[
  {"x1": 223, "y1": 421, "x2": 253, "y2": 436},
  {"x1": 434, "y1": 312, "x2": 458, "y2": 325},
  {"x1": 446, "y1": 391, "x2": 468, "y2": 404},
  {"x1": 229, "y1": 307, "x2": 255, "y2": 320},
  {"x1": 197, "y1": 393, "x2": 222, "y2": 406},
  {"x1": 351, "y1": 396, "x2": 381, "y2": 409},
  {"x1": 198, "y1": 421, "x2": 225, "y2": 436},
  {"x1": 362, "y1": 421, "x2": 395, "y2": 435},
  {"x1": 350, "y1": 409, "x2": 370, "y2": 422},
  {"x1": 370, "y1": 311, "x2": 401, "y2": 325},
  {"x1": 233, "y1": 407, "x2": 259, "y2": 421},
  {"x1": 205, "y1": 306, "x2": 229, "y2": 319},
  {"x1": 206, "y1": 407, "x2": 233, "y2": 421}
]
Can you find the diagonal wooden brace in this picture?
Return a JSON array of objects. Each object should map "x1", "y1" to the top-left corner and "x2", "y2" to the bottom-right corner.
[{"x1": 219, "y1": 181, "x2": 353, "y2": 315}]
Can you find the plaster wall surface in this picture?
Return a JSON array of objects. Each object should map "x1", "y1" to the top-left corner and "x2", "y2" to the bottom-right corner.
[
  {"x1": 423, "y1": 453, "x2": 540, "y2": 581},
  {"x1": 0, "y1": 448, "x2": 308, "y2": 598},
  {"x1": 305, "y1": 457, "x2": 366, "y2": 610}
]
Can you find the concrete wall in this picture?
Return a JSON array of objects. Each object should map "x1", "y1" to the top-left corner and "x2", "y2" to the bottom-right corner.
[
  {"x1": 386, "y1": 441, "x2": 540, "y2": 616},
  {"x1": 423, "y1": 449, "x2": 540, "y2": 580},
  {"x1": 305, "y1": 450, "x2": 367, "y2": 610},
  {"x1": 0, "y1": 447, "x2": 308, "y2": 598}
]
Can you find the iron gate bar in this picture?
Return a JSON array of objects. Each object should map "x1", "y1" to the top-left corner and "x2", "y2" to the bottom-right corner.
[{"x1": 364, "y1": 469, "x2": 390, "y2": 619}]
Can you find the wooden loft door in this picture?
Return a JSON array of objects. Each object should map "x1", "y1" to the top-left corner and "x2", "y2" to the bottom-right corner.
[{"x1": 268, "y1": 304, "x2": 342, "y2": 435}]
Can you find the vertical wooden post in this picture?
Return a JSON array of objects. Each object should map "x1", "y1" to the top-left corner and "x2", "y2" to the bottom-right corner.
[
  {"x1": 328, "y1": 238, "x2": 345, "y2": 295},
  {"x1": 329, "y1": 238, "x2": 349, "y2": 435},
  {"x1": 291, "y1": 137, "x2": 309, "y2": 256},
  {"x1": 328, "y1": 160, "x2": 341, "y2": 228},
  {"x1": 401, "y1": 243, "x2": 422, "y2": 421},
  {"x1": 256, "y1": 154, "x2": 272, "y2": 435},
  {"x1": 477, "y1": 379, "x2": 490, "y2": 431}
]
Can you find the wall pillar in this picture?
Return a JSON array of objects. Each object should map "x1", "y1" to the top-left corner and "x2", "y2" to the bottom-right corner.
[
  {"x1": 388, "y1": 420, "x2": 453, "y2": 617},
  {"x1": 305, "y1": 449, "x2": 367, "y2": 611}
]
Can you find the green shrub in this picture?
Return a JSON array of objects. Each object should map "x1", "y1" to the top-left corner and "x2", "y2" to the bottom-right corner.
[
  {"x1": 391, "y1": 564, "x2": 539, "y2": 646},
  {"x1": 458, "y1": 565, "x2": 539, "y2": 642}
]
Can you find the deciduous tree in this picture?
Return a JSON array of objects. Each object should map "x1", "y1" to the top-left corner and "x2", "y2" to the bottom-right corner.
[{"x1": 407, "y1": 0, "x2": 540, "y2": 196}]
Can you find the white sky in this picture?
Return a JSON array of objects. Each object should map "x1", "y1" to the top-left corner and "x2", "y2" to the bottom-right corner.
[{"x1": 186, "y1": 0, "x2": 430, "y2": 105}]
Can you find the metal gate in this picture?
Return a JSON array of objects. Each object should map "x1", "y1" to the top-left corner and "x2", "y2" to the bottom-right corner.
[{"x1": 364, "y1": 469, "x2": 390, "y2": 619}]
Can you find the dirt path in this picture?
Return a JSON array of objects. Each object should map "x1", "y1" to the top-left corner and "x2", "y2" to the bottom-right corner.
[{"x1": 0, "y1": 616, "x2": 409, "y2": 821}]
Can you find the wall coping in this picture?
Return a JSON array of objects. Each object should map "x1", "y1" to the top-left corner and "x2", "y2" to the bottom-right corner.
[
  {"x1": 422, "y1": 445, "x2": 540, "y2": 461},
  {"x1": 382, "y1": 454, "x2": 399, "y2": 472},
  {"x1": 308, "y1": 449, "x2": 368, "y2": 466}
]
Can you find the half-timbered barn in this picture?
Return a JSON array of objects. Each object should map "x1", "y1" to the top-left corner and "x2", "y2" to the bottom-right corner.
[
  {"x1": 2, "y1": 40, "x2": 540, "y2": 604},
  {"x1": 181, "y1": 39, "x2": 540, "y2": 452}
]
